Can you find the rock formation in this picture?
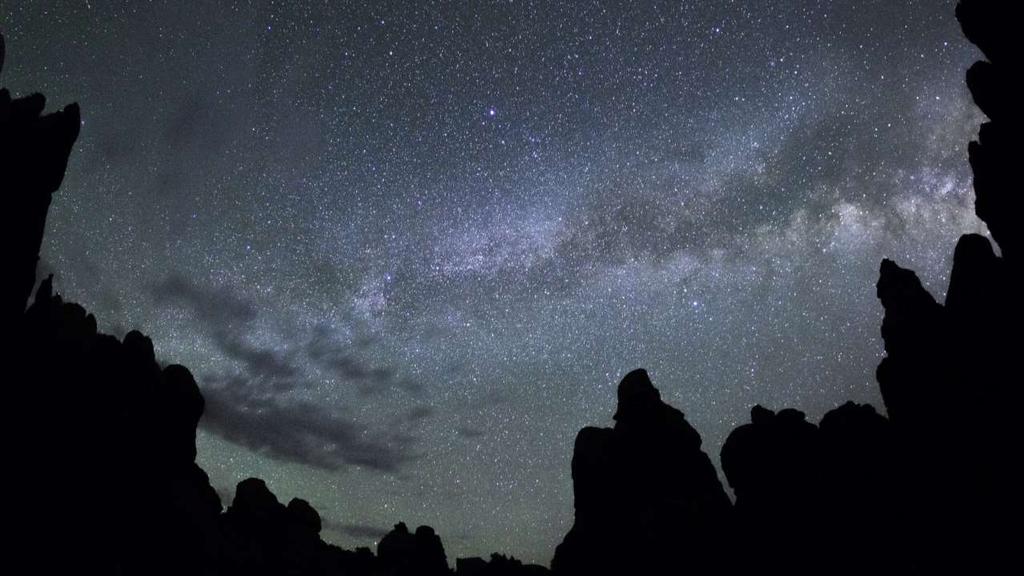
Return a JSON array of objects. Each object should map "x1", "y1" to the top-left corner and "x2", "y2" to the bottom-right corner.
[
  {"x1": 721, "y1": 402, "x2": 903, "y2": 573},
  {"x1": 551, "y1": 369, "x2": 731, "y2": 575},
  {"x1": 720, "y1": 406, "x2": 823, "y2": 571},
  {"x1": 0, "y1": 48, "x2": 80, "y2": 326},
  {"x1": 867, "y1": 1, "x2": 1023, "y2": 570},
  {"x1": 716, "y1": 3, "x2": 1022, "y2": 572},
  {"x1": 956, "y1": 0, "x2": 1021, "y2": 264},
  {"x1": 456, "y1": 554, "x2": 550, "y2": 576},
  {"x1": 377, "y1": 522, "x2": 451, "y2": 576}
]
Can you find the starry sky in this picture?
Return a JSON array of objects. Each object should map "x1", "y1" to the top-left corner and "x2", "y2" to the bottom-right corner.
[{"x1": 2, "y1": 0, "x2": 986, "y2": 565}]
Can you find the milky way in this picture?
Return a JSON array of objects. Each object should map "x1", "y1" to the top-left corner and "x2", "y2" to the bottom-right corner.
[{"x1": 2, "y1": 0, "x2": 986, "y2": 563}]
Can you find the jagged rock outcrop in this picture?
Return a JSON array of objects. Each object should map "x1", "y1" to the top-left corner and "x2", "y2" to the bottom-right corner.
[
  {"x1": 456, "y1": 553, "x2": 550, "y2": 576},
  {"x1": 875, "y1": 259, "x2": 949, "y2": 429},
  {"x1": 722, "y1": 402, "x2": 904, "y2": 573},
  {"x1": 377, "y1": 522, "x2": 452, "y2": 576},
  {"x1": 10, "y1": 272, "x2": 223, "y2": 575},
  {"x1": 957, "y1": 1, "x2": 1022, "y2": 263},
  {"x1": 551, "y1": 369, "x2": 731, "y2": 575},
  {"x1": 221, "y1": 478, "x2": 291, "y2": 574},
  {"x1": 874, "y1": 232, "x2": 1019, "y2": 572},
  {"x1": 721, "y1": 405, "x2": 821, "y2": 571},
  {"x1": 219, "y1": 478, "x2": 348, "y2": 576},
  {"x1": 866, "y1": 2, "x2": 1023, "y2": 570},
  {"x1": 0, "y1": 38, "x2": 80, "y2": 326}
]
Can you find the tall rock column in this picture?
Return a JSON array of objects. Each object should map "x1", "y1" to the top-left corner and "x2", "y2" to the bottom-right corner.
[
  {"x1": 0, "y1": 33, "x2": 81, "y2": 325},
  {"x1": 871, "y1": 2, "x2": 1023, "y2": 571},
  {"x1": 552, "y1": 369, "x2": 731, "y2": 575}
]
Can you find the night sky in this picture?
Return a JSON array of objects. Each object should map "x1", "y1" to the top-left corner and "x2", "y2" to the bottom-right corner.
[{"x1": 3, "y1": 0, "x2": 986, "y2": 564}]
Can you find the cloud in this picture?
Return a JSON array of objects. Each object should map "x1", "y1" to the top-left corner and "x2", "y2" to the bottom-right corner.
[
  {"x1": 152, "y1": 274, "x2": 295, "y2": 378},
  {"x1": 402, "y1": 405, "x2": 435, "y2": 422},
  {"x1": 307, "y1": 324, "x2": 422, "y2": 396},
  {"x1": 217, "y1": 336, "x2": 298, "y2": 379},
  {"x1": 151, "y1": 273, "x2": 257, "y2": 328},
  {"x1": 456, "y1": 425, "x2": 485, "y2": 439},
  {"x1": 151, "y1": 273, "x2": 429, "y2": 473},
  {"x1": 202, "y1": 374, "x2": 417, "y2": 472},
  {"x1": 322, "y1": 520, "x2": 390, "y2": 540}
]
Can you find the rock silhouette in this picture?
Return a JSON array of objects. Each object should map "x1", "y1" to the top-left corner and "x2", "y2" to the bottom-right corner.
[
  {"x1": 720, "y1": 406, "x2": 824, "y2": 571},
  {"x1": 456, "y1": 554, "x2": 550, "y2": 576},
  {"x1": 0, "y1": 67, "x2": 80, "y2": 326},
  {"x1": 3, "y1": 38, "x2": 219, "y2": 573},
  {"x1": 957, "y1": 1, "x2": 1021, "y2": 263},
  {"x1": 551, "y1": 369, "x2": 731, "y2": 575},
  {"x1": 721, "y1": 402, "x2": 903, "y2": 573},
  {"x1": 377, "y1": 522, "x2": 451, "y2": 576},
  {"x1": 867, "y1": 1, "x2": 1022, "y2": 571},
  {"x1": 716, "y1": 1, "x2": 1019, "y2": 572},
  {"x1": 3, "y1": 0, "x2": 1021, "y2": 573}
]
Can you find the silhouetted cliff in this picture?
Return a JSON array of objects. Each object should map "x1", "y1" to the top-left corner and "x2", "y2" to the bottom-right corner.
[
  {"x1": 0, "y1": 56, "x2": 79, "y2": 326},
  {"x1": 957, "y1": 1, "x2": 1021, "y2": 264},
  {"x1": 864, "y1": 4, "x2": 1023, "y2": 571}
]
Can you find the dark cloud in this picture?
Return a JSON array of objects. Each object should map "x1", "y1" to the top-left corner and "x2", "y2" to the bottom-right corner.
[
  {"x1": 217, "y1": 336, "x2": 298, "y2": 379},
  {"x1": 323, "y1": 520, "x2": 390, "y2": 541},
  {"x1": 307, "y1": 324, "x2": 423, "y2": 397},
  {"x1": 151, "y1": 274, "x2": 429, "y2": 472},
  {"x1": 455, "y1": 425, "x2": 485, "y2": 439},
  {"x1": 152, "y1": 274, "x2": 294, "y2": 378},
  {"x1": 402, "y1": 405, "x2": 435, "y2": 422},
  {"x1": 203, "y1": 374, "x2": 417, "y2": 473},
  {"x1": 153, "y1": 275, "x2": 422, "y2": 393},
  {"x1": 151, "y1": 273, "x2": 258, "y2": 328}
]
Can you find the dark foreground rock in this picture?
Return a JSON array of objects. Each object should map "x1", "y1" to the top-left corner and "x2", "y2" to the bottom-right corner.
[{"x1": 551, "y1": 369, "x2": 731, "y2": 575}]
